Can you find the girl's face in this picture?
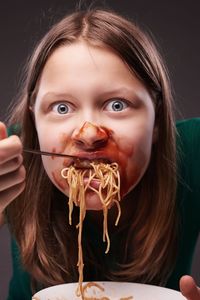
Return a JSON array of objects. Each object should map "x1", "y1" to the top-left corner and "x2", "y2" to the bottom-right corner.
[{"x1": 34, "y1": 41, "x2": 156, "y2": 210}]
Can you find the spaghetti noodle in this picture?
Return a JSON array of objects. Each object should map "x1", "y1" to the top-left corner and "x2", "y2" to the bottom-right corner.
[
  {"x1": 61, "y1": 162, "x2": 121, "y2": 299},
  {"x1": 81, "y1": 282, "x2": 133, "y2": 300}
]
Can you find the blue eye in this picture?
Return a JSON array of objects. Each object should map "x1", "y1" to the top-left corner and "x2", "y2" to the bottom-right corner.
[
  {"x1": 52, "y1": 103, "x2": 70, "y2": 114},
  {"x1": 105, "y1": 99, "x2": 128, "y2": 112}
]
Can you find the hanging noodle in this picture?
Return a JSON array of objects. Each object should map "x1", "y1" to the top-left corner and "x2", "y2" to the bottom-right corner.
[
  {"x1": 61, "y1": 162, "x2": 121, "y2": 299},
  {"x1": 81, "y1": 282, "x2": 133, "y2": 300}
]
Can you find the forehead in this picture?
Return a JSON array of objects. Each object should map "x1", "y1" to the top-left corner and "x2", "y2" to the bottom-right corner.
[
  {"x1": 40, "y1": 41, "x2": 138, "y2": 83},
  {"x1": 35, "y1": 41, "x2": 152, "y2": 105}
]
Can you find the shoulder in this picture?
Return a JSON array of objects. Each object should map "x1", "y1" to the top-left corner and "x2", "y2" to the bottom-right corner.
[
  {"x1": 176, "y1": 118, "x2": 200, "y2": 156},
  {"x1": 175, "y1": 118, "x2": 200, "y2": 224},
  {"x1": 176, "y1": 117, "x2": 200, "y2": 139},
  {"x1": 176, "y1": 118, "x2": 200, "y2": 194}
]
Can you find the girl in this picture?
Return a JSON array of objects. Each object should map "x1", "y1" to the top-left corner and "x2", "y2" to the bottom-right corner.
[{"x1": 0, "y1": 8, "x2": 199, "y2": 300}]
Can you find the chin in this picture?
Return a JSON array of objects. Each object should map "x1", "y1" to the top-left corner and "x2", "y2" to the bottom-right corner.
[
  {"x1": 61, "y1": 188, "x2": 104, "y2": 211},
  {"x1": 85, "y1": 192, "x2": 104, "y2": 211}
]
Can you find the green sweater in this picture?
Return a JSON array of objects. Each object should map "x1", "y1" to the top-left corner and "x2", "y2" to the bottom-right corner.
[{"x1": 7, "y1": 118, "x2": 200, "y2": 299}]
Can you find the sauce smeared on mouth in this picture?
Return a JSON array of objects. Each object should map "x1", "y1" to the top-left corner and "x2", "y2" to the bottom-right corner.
[
  {"x1": 51, "y1": 122, "x2": 143, "y2": 198},
  {"x1": 73, "y1": 158, "x2": 111, "y2": 169}
]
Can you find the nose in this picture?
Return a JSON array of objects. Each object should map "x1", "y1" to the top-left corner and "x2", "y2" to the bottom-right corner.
[{"x1": 72, "y1": 122, "x2": 109, "y2": 150}]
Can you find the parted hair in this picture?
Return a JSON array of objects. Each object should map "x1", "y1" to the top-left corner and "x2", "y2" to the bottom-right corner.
[{"x1": 7, "y1": 8, "x2": 178, "y2": 291}]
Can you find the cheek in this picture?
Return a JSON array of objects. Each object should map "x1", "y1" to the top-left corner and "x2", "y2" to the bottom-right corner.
[
  {"x1": 52, "y1": 168, "x2": 68, "y2": 191},
  {"x1": 116, "y1": 133, "x2": 153, "y2": 197},
  {"x1": 37, "y1": 129, "x2": 74, "y2": 195},
  {"x1": 42, "y1": 156, "x2": 70, "y2": 194},
  {"x1": 120, "y1": 150, "x2": 150, "y2": 197},
  {"x1": 35, "y1": 116, "x2": 72, "y2": 149}
]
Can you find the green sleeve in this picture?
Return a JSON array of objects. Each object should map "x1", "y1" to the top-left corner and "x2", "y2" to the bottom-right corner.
[
  {"x1": 176, "y1": 118, "x2": 200, "y2": 230},
  {"x1": 7, "y1": 125, "x2": 32, "y2": 298},
  {"x1": 167, "y1": 118, "x2": 200, "y2": 290},
  {"x1": 7, "y1": 239, "x2": 32, "y2": 300}
]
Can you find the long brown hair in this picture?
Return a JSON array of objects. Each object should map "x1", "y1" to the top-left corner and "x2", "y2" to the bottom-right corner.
[{"x1": 7, "y1": 8, "x2": 178, "y2": 290}]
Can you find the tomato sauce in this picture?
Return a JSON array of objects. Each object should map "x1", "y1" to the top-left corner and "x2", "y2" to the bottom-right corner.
[{"x1": 51, "y1": 122, "x2": 143, "y2": 198}]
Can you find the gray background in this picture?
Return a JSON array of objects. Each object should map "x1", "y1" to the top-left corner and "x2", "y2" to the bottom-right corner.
[{"x1": 0, "y1": 0, "x2": 200, "y2": 299}]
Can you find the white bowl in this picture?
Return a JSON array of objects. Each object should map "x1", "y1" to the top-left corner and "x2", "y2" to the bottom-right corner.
[{"x1": 32, "y1": 281, "x2": 185, "y2": 300}]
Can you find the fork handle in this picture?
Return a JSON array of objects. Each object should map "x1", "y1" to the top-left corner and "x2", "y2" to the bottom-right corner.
[{"x1": 23, "y1": 149, "x2": 77, "y2": 159}]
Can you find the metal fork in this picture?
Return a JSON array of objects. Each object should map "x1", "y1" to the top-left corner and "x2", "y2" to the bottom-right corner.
[
  {"x1": 23, "y1": 149, "x2": 80, "y2": 159},
  {"x1": 7, "y1": 125, "x2": 82, "y2": 160}
]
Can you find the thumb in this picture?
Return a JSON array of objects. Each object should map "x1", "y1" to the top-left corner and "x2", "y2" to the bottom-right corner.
[
  {"x1": 180, "y1": 275, "x2": 200, "y2": 300},
  {"x1": 0, "y1": 121, "x2": 7, "y2": 140}
]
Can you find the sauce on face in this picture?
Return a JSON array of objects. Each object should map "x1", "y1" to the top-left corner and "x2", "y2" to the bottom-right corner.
[
  {"x1": 51, "y1": 147, "x2": 57, "y2": 160},
  {"x1": 74, "y1": 122, "x2": 112, "y2": 142},
  {"x1": 51, "y1": 122, "x2": 144, "y2": 198}
]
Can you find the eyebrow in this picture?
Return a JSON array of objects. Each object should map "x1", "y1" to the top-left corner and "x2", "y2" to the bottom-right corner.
[
  {"x1": 99, "y1": 87, "x2": 144, "y2": 101},
  {"x1": 41, "y1": 92, "x2": 74, "y2": 100},
  {"x1": 40, "y1": 87, "x2": 145, "y2": 103}
]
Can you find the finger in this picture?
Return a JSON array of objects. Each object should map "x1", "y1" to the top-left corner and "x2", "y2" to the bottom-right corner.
[
  {"x1": 0, "y1": 121, "x2": 7, "y2": 140},
  {"x1": 0, "y1": 155, "x2": 23, "y2": 176},
  {"x1": 0, "y1": 181, "x2": 26, "y2": 213},
  {"x1": 0, "y1": 165, "x2": 26, "y2": 192},
  {"x1": 180, "y1": 275, "x2": 200, "y2": 300},
  {"x1": 0, "y1": 135, "x2": 22, "y2": 164}
]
